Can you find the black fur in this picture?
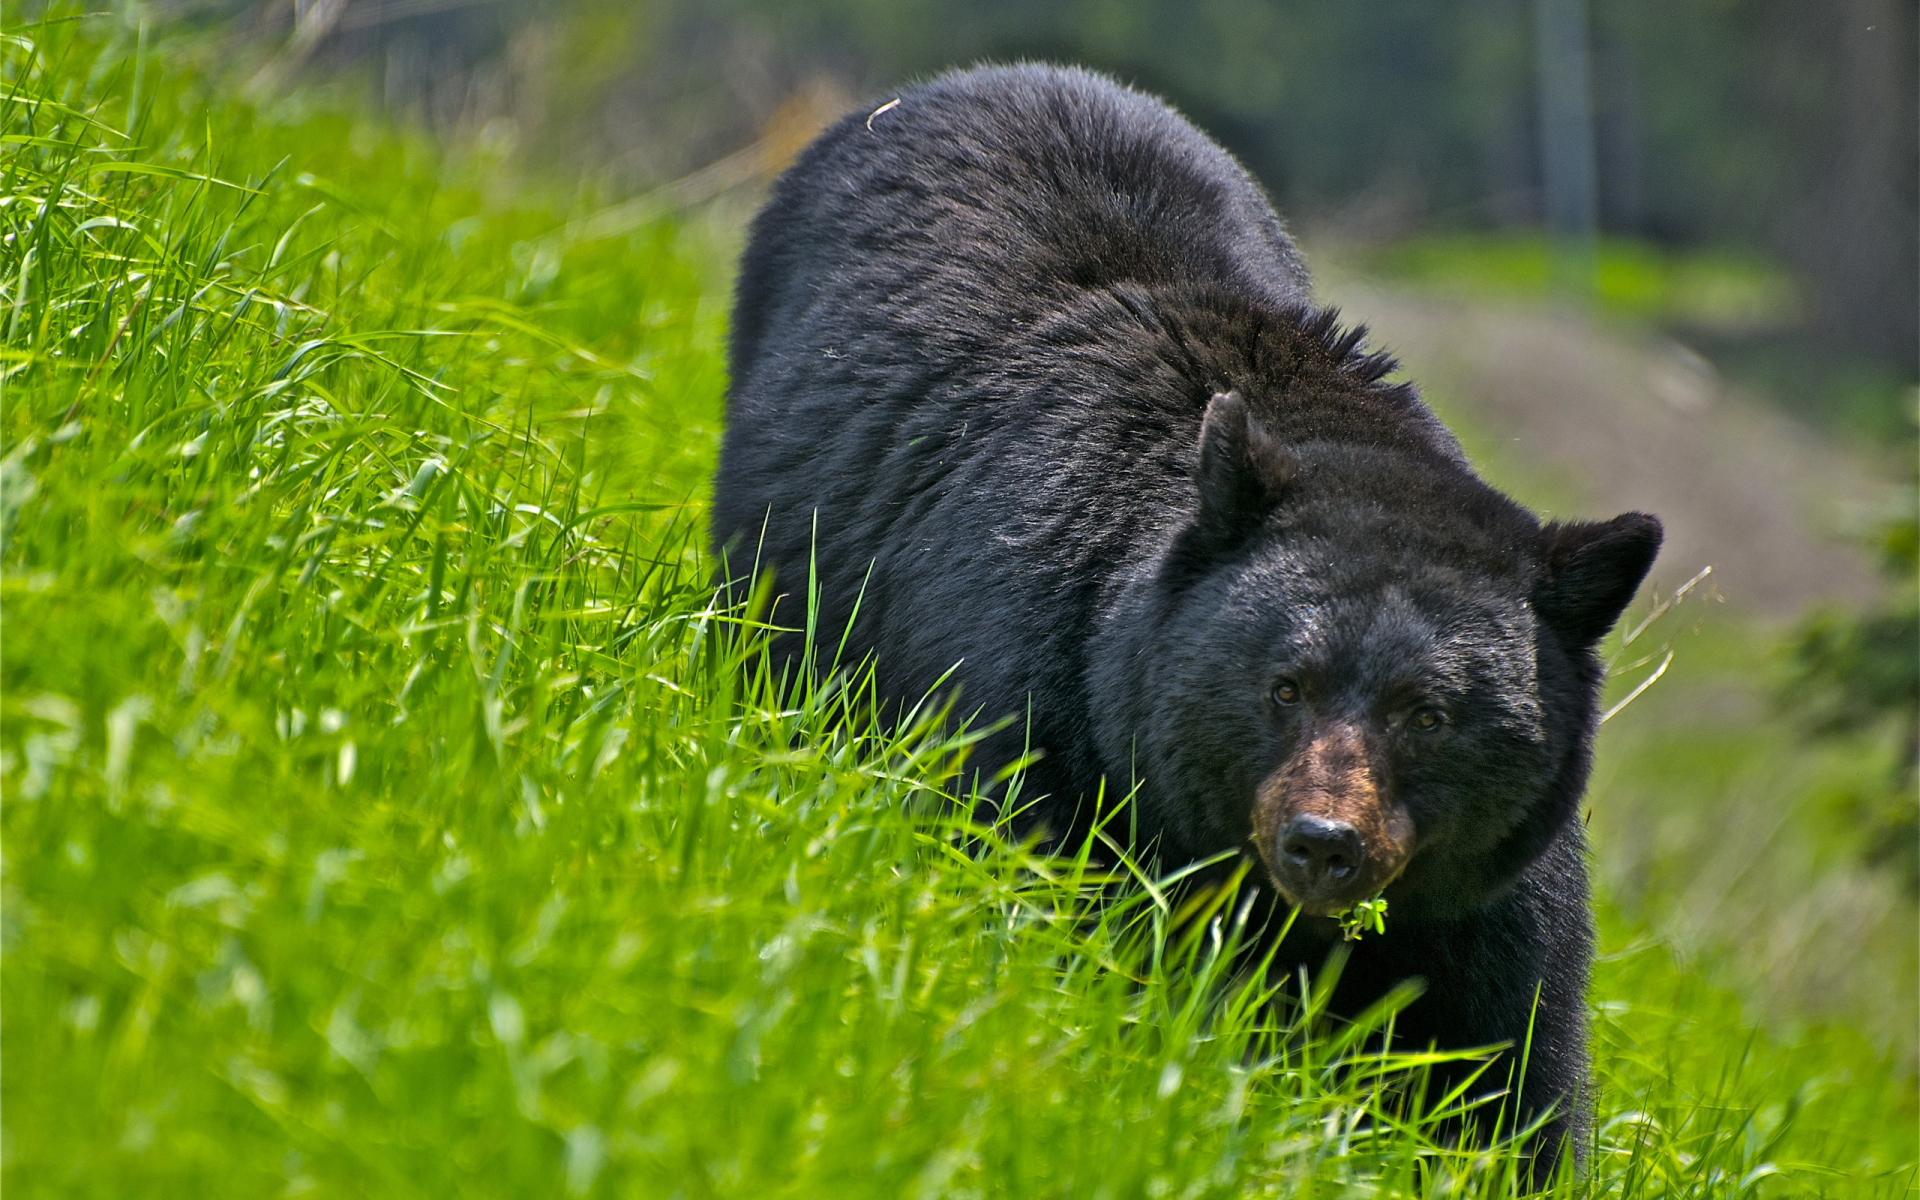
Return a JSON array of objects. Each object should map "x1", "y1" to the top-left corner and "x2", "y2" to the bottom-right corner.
[{"x1": 713, "y1": 64, "x2": 1660, "y2": 1181}]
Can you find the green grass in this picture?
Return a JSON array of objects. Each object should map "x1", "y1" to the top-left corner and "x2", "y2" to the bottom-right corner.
[
  {"x1": 1351, "y1": 234, "x2": 1798, "y2": 334},
  {"x1": 1588, "y1": 614, "x2": 1919, "y2": 1062},
  {"x1": 4, "y1": 11, "x2": 1915, "y2": 1197}
]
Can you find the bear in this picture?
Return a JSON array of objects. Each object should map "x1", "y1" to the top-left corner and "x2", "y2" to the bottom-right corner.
[{"x1": 712, "y1": 63, "x2": 1661, "y2": 1181}]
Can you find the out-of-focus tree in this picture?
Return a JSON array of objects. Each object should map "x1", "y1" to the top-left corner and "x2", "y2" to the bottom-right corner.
[{"x1": 206, "y1": 0, "x2": 1915, "y2": 386}]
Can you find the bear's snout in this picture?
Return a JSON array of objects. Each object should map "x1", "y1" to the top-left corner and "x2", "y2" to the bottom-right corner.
[
  {"x1": 1279, "y1": 813, "x2": 1363, "y2": 885},
  {"x1": 1253, "y1": 724, "x2": 1416, "y2": 914}
]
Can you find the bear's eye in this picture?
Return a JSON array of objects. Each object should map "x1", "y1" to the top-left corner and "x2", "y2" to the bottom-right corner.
[
  {"x1": 1410, "y1": 706, "x2": 1446, "y2": 732},
  {"x1": 1271, "y1": 678, "x2": 1301, "y2": 706}
]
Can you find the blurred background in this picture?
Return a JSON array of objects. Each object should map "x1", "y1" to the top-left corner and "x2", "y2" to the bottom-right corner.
[{"x1": 171, "y1": 0, "x2": 1915, "y2": 1064}]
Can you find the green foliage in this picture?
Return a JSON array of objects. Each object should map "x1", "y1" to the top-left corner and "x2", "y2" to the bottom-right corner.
[
  {"x1": 1781, "y1": 467, "x2": 1919, "y2": 894},
  {"x1": 1337, "y1": 896, "x2": 1389, "y2": 943},
  {"x1": 2, "y1": 11, "x2": 1914, "y2": 1198}
]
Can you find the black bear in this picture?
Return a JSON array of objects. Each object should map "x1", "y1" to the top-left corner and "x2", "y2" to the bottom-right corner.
[{"x1": 713, "y1": 64, "x2": 1660, "y2": 1179}]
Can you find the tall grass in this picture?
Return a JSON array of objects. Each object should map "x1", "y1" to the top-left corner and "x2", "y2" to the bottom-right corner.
[{"x1": 3, "y1": 11, "x2": 1913, "y2": 1197}]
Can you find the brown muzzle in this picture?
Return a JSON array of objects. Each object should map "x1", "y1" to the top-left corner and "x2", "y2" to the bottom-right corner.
[{"x1": 1252, "y1": 723, "x2": 1415, "y2": 914}]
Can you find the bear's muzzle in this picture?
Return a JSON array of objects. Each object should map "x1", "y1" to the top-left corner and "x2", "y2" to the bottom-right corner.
[{"x1": 1252, "y1": 723, "x2": 1416, "y2": 915}]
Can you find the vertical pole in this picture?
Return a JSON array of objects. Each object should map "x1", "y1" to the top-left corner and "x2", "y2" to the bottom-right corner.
[{"x1": 1535, "y1": 0, "x2": 1599, "y2": 300}]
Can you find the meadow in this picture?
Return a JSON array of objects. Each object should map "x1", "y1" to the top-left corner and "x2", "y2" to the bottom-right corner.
[{"x1": 3, "y1": 12, "x2": 1914, "y2": 1197}]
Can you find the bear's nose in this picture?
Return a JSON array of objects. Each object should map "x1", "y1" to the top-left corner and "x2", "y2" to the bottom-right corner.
[{"x1": 1280, "y1": 814, "x2": 1364, "y2": 886}]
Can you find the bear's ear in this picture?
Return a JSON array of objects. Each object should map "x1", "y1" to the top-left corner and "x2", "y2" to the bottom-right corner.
[
  {"x1": 1192, "y1": 390, "x2": 1295, "y2": 550},
  {"x1": 1532, "y1": 512, "x2": 1664, "y2": 648}
]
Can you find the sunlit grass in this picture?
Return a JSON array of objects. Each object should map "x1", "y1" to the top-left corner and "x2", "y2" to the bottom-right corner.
[
  {"x1": 1354, "y1": 233, "x2": 1798, "y2": 334},
  {"x1": 2, "y1": 10, "x2": 1913, "y2": 1197}
]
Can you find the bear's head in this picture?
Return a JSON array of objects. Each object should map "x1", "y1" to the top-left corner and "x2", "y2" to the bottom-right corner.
[{"x1": 1101, "y1": 391, "x2": 1661, "y2": 921}]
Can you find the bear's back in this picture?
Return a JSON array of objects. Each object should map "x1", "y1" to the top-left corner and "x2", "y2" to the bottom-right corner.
[
  {"x1": 714, "y1": 65, "x2": 1355, "y2": 814},
  {"x1": 726, "y1": 64, "x2": 1311, "y2": 400}
]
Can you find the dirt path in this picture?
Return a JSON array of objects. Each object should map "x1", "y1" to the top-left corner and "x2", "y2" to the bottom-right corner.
[{"x1": 1315, "y1": 275, "x2": 1889, "y2": 618}]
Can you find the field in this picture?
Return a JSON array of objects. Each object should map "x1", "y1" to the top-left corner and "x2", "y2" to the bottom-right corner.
[{"x1": 3, "y1": 12, "x2": 1914, "y2": 1197}]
